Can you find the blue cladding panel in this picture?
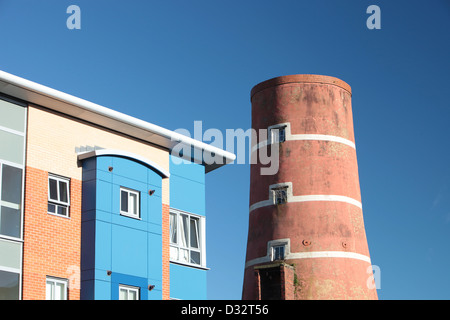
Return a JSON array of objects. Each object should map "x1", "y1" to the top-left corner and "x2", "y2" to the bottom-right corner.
[
  {"x1": 81, "y1": 158, "x2": 97, "y2": 300},
  {"x1": 110, "y1": 273, "x2": 150, "y2": 300},
  {"x1": 81, "y1": 153, "x2": 208, "y2": 300},
  {"x1": 80, "y1": 279, "x2": 94, "y2": 300},
  {"x1": 169, "y1": 155, "x2": 205, "y2": 215},
  {"x1": 96, "y1": 180, "x2": 113, "y2": 213},
  {"x1": 111, "y1": 224, "x2": 147, "y2": 277},
  {"x1": 170, "y1": 263, "x2": 207, "y2": 300},
  {"x1": 95, "y1": 220, "x2": 112, "y2": 271},
  {"x1": 169, "y1": 155, "x2": 207, "y2": 299},
  {"x1": 94, "y1": 279, "x2": 111, "y2": 300},
  {"x1": 81, "y1": 155, "x2": 164, "y2": 300},
  {"x1": 169, "y1": 155, "x2": 205, "y2": 183}
]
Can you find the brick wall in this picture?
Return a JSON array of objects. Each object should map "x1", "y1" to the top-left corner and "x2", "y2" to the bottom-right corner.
[
  {"x1": 280, "y1": 264, "x2": 295, "y2": 300},
  {"x1": 254, "y1": 270, "x2": 261, "y2": 300},
  {"x1": 22, "y1": 166, "x2": 81, "y2": 300},
  {"x1": 162, "y1": 203, "x2": 170, "y2": 300}
]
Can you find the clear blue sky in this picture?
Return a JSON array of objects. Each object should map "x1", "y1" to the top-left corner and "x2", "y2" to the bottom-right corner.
[{"x1": 1, "y1": 0, "x2": 449, "y2": 300}]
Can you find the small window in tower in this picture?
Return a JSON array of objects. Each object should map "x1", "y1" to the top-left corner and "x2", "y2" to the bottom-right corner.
[
  {"x1": 272, "y1": 245, "x2": 285, "y2": 261},
  {"x1": 278, "y1": 127, "x2": 286, "y2": 143},
  {"x1": 270, "y1": 126, "x2": 286, "y2": 144},
  {"x1": 272, "y1": 187, "x2": 288, "y2": 205}
]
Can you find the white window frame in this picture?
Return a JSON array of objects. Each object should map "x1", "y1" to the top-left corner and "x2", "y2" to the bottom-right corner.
[
  {"x1": 169, "y1": 209, "x2": 206, "y2": 268},
  {"x1": 269, "y1": 124, "x2": 287, "y2": 144},
  {"x1": 0, "y1": 161, "x2": 24, "y2": 240},
  {"x1": 268, "y1": 182, "x2": 292, "y2": 206},
  {"x1": 272, "y1": 245, "x2": 285, "y2": 261},
  {"x1": 272, "y1": 186, "x2": 288, "y2": 205},
  {"x1": 46, "y1": 276, "x2": 68, "y2": 300},
  {"x1": 120, "y1": 187, "x2": 140, "y2": 219},
  {"x1": 268, "y1": 239, "x2": 290, "y2": 262},
  {"x1": 119, "y1": 284, "x2": 140, "y2": 300},
  {"x1": 47, "y1": 174, "x2": 70, "y2": 217}
]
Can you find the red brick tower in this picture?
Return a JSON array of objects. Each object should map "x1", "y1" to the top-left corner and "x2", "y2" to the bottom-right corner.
[{"x1": 242, "y1": 75, "x2": 377, "y2": 300}]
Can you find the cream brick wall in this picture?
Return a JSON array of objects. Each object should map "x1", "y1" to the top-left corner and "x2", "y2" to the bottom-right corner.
[{"x1": 26, "y1": 105, "x2": 170, "y2": 204}]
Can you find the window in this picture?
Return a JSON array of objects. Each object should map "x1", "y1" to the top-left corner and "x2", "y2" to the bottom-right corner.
[
  {"x1": 272, "y1": 245, "x2": 285, "y2": 261},
  {"x1": 48, "y1": 174, "x2": 70, "y2": 217},
  {"x1": 272, "y1": 187, "x2": 288, "y2": 205},
  {"x1": 120, "y1": 187, "x2": 140, "y2": 219},
  {"x1": 119, "y1": 284, "x2": 140, "y2": 300},
  {"x1": 0, "y1": 270, "x2": 20, "y2": 300},
  {"x1": 46, "y1": 277, "x2": 68, "y2": 300},
  {"x1": 0, "y1": 163, "x2": 23, "y2": 238},
  {"x1": 169, "y1": 210, "x2": 204, "y2": 267},
  {"x1": 270, "y1": 125, "x2": 286, "y2": 144}
]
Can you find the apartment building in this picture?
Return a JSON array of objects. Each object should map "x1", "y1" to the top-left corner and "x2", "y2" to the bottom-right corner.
[{"x1": 0, "y1": 70, "x2": 234, "y2": 300}]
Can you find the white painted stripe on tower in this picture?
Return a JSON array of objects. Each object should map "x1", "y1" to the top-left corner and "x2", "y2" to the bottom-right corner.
[
  {"x1": 290, "y1": 134, "x2": 356, "y2": 149},
  {"x1": 291, "y1": 195, "x2": 362, "y2": 209},
  {"x1": 245, "y1": 250, "x2": 371, "y2": 269},
  {"x1": 288, "y1": 251, "x2": 371, "y2": 263},
  {"x1": 249, "y1": 194, "x2": 362, "y2": 212},
  {"x1": 251, "y1": 122, "x2": 356, "y2": 154},
  {"x1": 251, "y1": 134, "x2": 356, "y2": 153}
]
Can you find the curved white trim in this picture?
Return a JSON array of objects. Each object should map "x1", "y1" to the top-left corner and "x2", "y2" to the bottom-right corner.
[
  {"x1": 77, "y1": 149, "x2": 170, "y2": 178},
  {"x1": 245, "y1": 250, "x2": 371, "y2": 268}
]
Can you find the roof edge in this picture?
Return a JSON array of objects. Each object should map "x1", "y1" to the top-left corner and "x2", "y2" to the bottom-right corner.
[
  {"x1": 0, "y1": 70, "x2": 236, "y2": 172},
  {"x1": 251, "y1": 74, "x2": 352, "y2": 100}
]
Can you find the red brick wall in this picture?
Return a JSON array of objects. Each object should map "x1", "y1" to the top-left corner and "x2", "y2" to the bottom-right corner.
[
  {"x1": 22, "y1": 166, "x2": 81, "y2": 300},
  {"x1": 244, "y1": 75, "x2": 377, "y2": 300},
  {"x1": 162, "y1": 203, "x2": 170, "y2": 300},
  {"x1": 254, "y1": 269, "x2": 261, "y2": 300},
  {"x1": 280, "y1": 265, "x2": 295, "y2": 300}
]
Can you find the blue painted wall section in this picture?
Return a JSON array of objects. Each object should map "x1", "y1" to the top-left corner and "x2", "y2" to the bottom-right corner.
[
  {"x1": 170, "y1": 263, "x2": 207, "y2": 299},
  {"x1": 169, "y1": 154, "x2": 207, "y2": 300},
  {"x1": 169, "y1": 155, "x2": 205, "y2": 215},
  {"x1": 81, "y1": 155, "x2": 163, "y2": 300}
]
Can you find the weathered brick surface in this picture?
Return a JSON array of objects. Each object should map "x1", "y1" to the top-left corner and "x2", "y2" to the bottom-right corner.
[
  {"x1": 250, "y1": 74, "x2": 352, "y2": 100},
  {"x1": 22, "y1": 166, "x2": 81, "y2": 300},
  {"x1": 243, "y1": 75, "x2": 377, "y2": 300}
]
